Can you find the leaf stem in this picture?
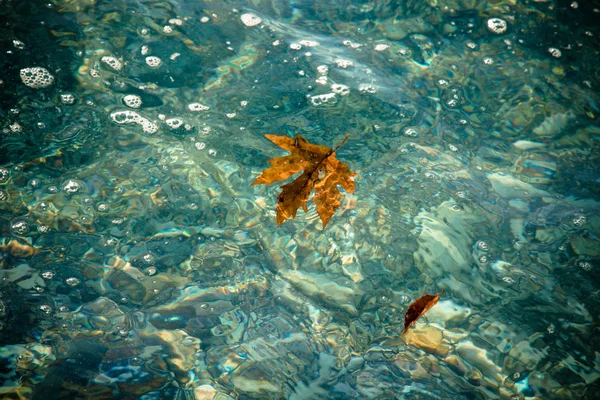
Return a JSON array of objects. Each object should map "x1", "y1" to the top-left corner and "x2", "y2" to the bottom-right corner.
[{"x1": 332, "y1": 134, "x2": 350, "y2": 153}]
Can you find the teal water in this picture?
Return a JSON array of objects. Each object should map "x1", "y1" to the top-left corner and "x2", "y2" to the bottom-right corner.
[{"x1": 1, "y1": 1, "x2": 599, "y2": 399}]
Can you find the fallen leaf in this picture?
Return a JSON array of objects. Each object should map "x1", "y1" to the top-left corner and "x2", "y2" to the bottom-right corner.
[
  {"x1": 402, "y1": 290, "x2": 443, "y2": 336},
  {"x1": 252, "y1": 134, "x2": 356, "y2": 227}
]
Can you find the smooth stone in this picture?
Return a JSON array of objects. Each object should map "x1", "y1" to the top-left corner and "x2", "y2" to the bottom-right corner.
[
  {"x1": 404, "y1": 325, "x2": 450, "y2": 356},
  {"x1": 426, "y1": 300, "x2": 472, "y2": 326},
  {"x1": 456, "y1": 340, "x2": 503, "y2": 383},
  {"x1": 512, "y1": 140, "x2": 546, "y2": 150},
  {"x1": 194, "y1": 385, "x2": 216, "y2": 399},
  {"x1": 487, "y1": 172, "x2": 551, "y2": 199}
]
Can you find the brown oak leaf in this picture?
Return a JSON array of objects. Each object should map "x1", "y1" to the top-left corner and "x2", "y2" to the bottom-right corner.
[
  {"x1": 402, "y1": 290, "x2": 443, "y2": 336},
  {"x1": 252, "y1": 134, "x2": 356, "y2": 227}
]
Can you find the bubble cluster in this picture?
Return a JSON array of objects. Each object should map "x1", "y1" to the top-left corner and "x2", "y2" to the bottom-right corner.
[
  {"x1": 0, "y1": 168, "x2": 9, "y2": 183},
  {"x1": 145, "y1": 56, "x2": 162, "y2": 68},
  {"x1": 403, "y1": 127, "x2": 418, "y2": 137},
  {"x1": 331, "y1": 84, "x2": 350, "y2": 96},
  {"x1": 359, "y1": 84, "x2": 376, "y2": 94},
  {"x1": 241, "y1": 13, "x2": 262, "y2": 27},
  {"x1": 11, "y1": 219, "x2": 30, "y2": 235},
  {"x1": 299, "y1": 40, "x2": 319, "y2": 47},
  {"x1": 188, "y1": 103, "x2": 209, "y2": 112},
  {"x1": 309, "y1": 93, "x2": 337, "y2": 107},
  {"x1": 19, "y1": 67, "x2": 54, "y2": 89},
  {"x1": 165, "y1": 118, "x2": 184, "y2": 129},
  {"x1": 111, "y1": 110, "x2": 158, "y2": 134},
  {"x1": 123, "y1": 94, "x2": 142, "y2": 108},
  {"x1": 487, "y1": 18, "x2": 507, "y2": 34},
  {"x1": 60, "y1": 93, "x2": 76, "y2": 105},
  {"x1": 548, "y1": 48, "x2": 562, "y2": 58},
  {"x1": 335, "y1": 59, "x2": 353, "y2": 68},
  {"x1": 101, "y1": 56, "x2": 123, "y2": 71}
]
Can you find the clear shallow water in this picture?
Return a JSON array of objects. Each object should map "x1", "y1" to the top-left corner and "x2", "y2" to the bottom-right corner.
[{"x1": 1, "y1": 0, "x2": 599, "y2": 399}]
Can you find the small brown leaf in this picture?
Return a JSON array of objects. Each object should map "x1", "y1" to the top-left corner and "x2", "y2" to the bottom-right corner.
[
  {"x1": 402, "y1": 290, "x2": 443, "y2": 336},
  {"x1": 252, "y1": 134, "x2": 356, "y2": 227}
]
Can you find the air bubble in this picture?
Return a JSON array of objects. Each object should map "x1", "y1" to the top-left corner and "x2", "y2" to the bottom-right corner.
[
  {"x1": 403, "y1": 127, "x2": 418, "y2": 137},
  {"x1": 66, "y1": 277, "x2": 81, "y2": 286},
  {"x1": 42, "y1": 271, "x2": 55, "y2": 279},
  {"x1": 579, "y1": 261, "x2": 592, "y2": 271},
  {"x1": 374, "y1": 44, "x2": 389, "y2": 51},
  {"x1": 62, "y1": 179, "x2": 82, "y2": 194},
  {"x1": 477, "y1": 241, "x2": 489, "y2": 251},
  {"x1": 39, "y1": 305, "x2": 52, "y2": 315},
  {"x1": 548, "y1": 48, "x2": 561, "y2": 58},
  {"x1": 11, "y1": 219, "x2": 30, "y2": 235},
  {"x1": 0, "y1": 168, "x2": 9, "y2": 183},
  {"x1": 60, "y1": 93, "x2": 76, "y2": 105}
]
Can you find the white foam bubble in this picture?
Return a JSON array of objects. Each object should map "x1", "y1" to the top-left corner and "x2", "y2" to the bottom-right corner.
[
  {"x1": 374, "y1": 44, "x2": 389, "y2": 51},
  {"x1": 145, "y1": 56, "x2": 162, "y2": 68},
  {"x1": 101, "y1": 56, "x2": 123, "y2": 71},
  {"x1": 60, "y1": 93, "x2": 76, "y2": 105},
  {"x1": 188, "y1": 103, "x2": 209, "y2": 112},
  {"x1": 111, "y1": 110, "x2": 158, "y2": 134},
  {"x1": 309, "y1": 93, "x2": 337, "y2": 107},
  {"x1": 123, "y1": 94, "x2": 142, "y2": 108},
  {"x1": 241, "y1": 13, "x2": 262, "y2": 27},
  {"x1": 487, "y1": 18, "x2": 507, "y2": 34},
  {"x1": 331, "y1": 84, "x2": 350, "y2": 96},
  {"x1": 19, "y1": 67, "x2": 54, "y2": 89},
  {"x1": 299, "y1": 40, "x2": 319, "y2": 47},
  {"x1": 165, "y1": 118, "x2": 183, "y2": 129},
  {"x1": 335, "y1": 59, "x2": 353, "y2": 68}
]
